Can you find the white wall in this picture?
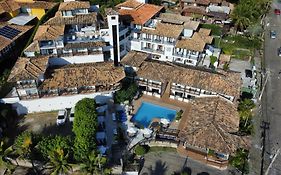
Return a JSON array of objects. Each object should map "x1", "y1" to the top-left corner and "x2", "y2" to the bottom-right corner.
[
  {"x1": 48, "y1": 54, "x2": 104, "y2": 66},
  {"x1": 130, "y1": 40, "x2": 142, "y2": 51},
  {"x1": 6, "y1": 92, "x2": 113, "y2": 115}
]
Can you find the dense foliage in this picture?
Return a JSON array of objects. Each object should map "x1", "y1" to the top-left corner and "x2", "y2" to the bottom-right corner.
[
  {"x1": 73, "y1": 98, "x2": 98, "y2": 161},
  {"x1": 37, "y1": 135, "x2": 72, "y2": 160},
  {"x1": 231, "y1": 0, "x2": 271, "y2": 31},
  {"x1": 229, "y1": 148, "x2": 249, "y2": 173},
  {"x1": 114, "y1": 79, "x2": 138, "y2": 103},
  {"x1": 134, "y1": 145, "x2": 149, "y2": 156},
  {"x1": 80, "y1": 151, "x2": 108, "y2": 174},
  {"x1": 238, "y1": 99, "x2": 255, "y2": 135}
]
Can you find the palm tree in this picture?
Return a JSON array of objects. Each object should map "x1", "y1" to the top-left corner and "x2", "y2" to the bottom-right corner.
[
  {"x1": 79, "y1": 151, "x2": 107, "y2": 175},
  {"x1": 13, "y1": 132, "x2": 38, "y2": 174},
  {"x1": 46, "y1": 149, "x2": 72, "y2": 175},
  {"x1": 0, "y1": 140, "x2": 16, "y2": 174}
]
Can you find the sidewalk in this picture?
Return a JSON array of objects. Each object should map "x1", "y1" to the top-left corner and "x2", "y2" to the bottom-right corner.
[{"x1": 248, "y1": 50, "x2": 263, "y2": 175}]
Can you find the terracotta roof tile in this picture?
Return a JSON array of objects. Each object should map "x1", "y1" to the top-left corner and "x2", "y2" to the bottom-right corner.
[
  {"x1": 0, "y1": 0, "x2": 20, "y2": 14},
  {"x1": 137, "y1": 60, "x2": 241, "y2": 98},
  {"x1": 0, "y1": 24, "x2": 33, "y2": 51},
  {"x1": 182, "y1": 6, "x2": 206, "y2": 16},
  {"x1": 24, "y1": 41, "x2": 40, "y2": 52},
  {"x1": 196, "y1": 0, "x2": 210, "y2": 5},
  {"x1": 118, "y1": 3, "x2": 163, "y2": 25},
  {"x1": 159, "y1": 13, "x2": 192, "y2": 25},
  {"x1": 183, "y1": 20, "x2": 200, "y2": 30},
  {"x1": 175, "y1": 29, "x2": 213, "y2": 51},
  {"x1": 33, "y1": 25, "x2": 64, "y2": 41},
  {"x1": 121, "y1": 50, "x2": 149, "y2": 68},
  {"x1": 58, "y1": 1, "x2": 90, "y2": 11},
  {"x1": 8, "y1": 56, "x2": 49, "y2": 82},
  {"x1": 17, "y1": 1, "x2": 56, "y2": 10},
  {"x1": 178, "y1": 97, "x2": 249, "y2": 154},
  {"x1": 41, "y1": 62, "x2": 125, "y2": 90},
  {"x1": 142, "y1": 22, "x2": 183, "y2": 38},
  {"x1": 45, "y1": 12, "x2": 97, "y2": 25},
  {"x1": 64, "y1": 41, "x2": 106, "y2": 49},
  {"x1": 116, "y1": 0, "x2": 142, "y2": 9}
]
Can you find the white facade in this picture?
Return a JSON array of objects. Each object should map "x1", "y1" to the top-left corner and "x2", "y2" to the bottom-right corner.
[
  {"x1": 2, "y1": 92, "x2": 113, "y2": 115},
  {"x1": 48, "y1": 54, "x2": 104, "y2": 66}
]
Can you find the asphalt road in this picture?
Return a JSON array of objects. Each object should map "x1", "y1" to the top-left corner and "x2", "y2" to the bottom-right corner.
[{"x1": 261, "y1": 0, "x2": 281, "y2": 174}]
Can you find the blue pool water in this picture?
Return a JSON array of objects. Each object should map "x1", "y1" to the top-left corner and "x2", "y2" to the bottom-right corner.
[{"x1": 132, "y1": 102, "x2": 177, "y2": 127}]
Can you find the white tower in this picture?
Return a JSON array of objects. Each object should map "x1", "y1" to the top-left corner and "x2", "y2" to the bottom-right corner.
[{"x1": 106, "y1": 9, "x2": 120, "y2": 66}]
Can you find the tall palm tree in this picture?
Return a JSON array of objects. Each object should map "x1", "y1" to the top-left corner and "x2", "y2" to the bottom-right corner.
[
  {"x1": 46, "y1": 149, "x2": 72, "y2": 175},
  {"x1": 79, "y1": 151, "x2": 107, "y2": 175},
  {"x1": 0, "y1": 140, "x2": 16, "y2": 174},
  {"x1": 13, "y1": 132, "x2": 38, "y2": 174}
]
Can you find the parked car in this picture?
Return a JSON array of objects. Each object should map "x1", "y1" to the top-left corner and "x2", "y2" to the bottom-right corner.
[
  {"x1": 69, "y1": 107, "x2": 75, "y2": 122},
  {"x1": 270, "y1": 30, "x2": 277, "y2": 39},
  {"x1": 278, "y1": 47, "x2": 281, "y2": 56},
  {"x1": 112, "y1": 113, "x2": 116, "y2": 121},
  {"x1": 56, "y1": 109, "x2": 67, "y2": 126},
  {"x1": 274, "y1": 9, "x2": 281, "y2": 15}
]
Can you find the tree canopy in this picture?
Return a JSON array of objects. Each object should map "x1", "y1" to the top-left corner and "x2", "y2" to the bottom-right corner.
[
  {"x1": 73, "y1": 98, "x2": 98, "y2": 161},
  {"x1": 231, "y1": 0, "x2": 271, "y2": 31}
]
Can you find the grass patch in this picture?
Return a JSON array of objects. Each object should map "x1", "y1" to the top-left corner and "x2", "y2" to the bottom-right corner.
[
  {"x1": 200, "y1": 24, "x2": 222, "y2": 36},
  {"x1": 216, "y1": 35, "x2": 261, "y2": 59},
  {"x1": 148, "y1": 146, "x2": 177, "y2": 153}
]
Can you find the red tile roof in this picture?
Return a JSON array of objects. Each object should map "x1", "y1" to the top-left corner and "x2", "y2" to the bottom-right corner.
[{"x1": 118, "y1": 3, "x2": 163, "y2": 25}]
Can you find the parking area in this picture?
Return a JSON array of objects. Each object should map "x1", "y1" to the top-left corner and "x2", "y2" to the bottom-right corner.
[
  {"x1": 19, "y1": 110, "x2": 73, "y2": 136},
  {"x1": 140, "y1": 152, "x2": 233, "y2": 175}
]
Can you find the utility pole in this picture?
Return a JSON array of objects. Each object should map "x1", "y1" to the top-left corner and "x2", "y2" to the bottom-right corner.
[
  {"x1": 265, "y1": 149, "x2": 280, "y2": 175},
  {"x1": 260, "y1": 121, "x2": 270, "y2": 175},
  {"x1": 259, "y1": 71, "x2": 270, "y2": 101}
]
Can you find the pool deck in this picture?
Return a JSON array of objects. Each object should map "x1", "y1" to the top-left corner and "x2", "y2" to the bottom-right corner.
[{"x1": 132, "y1": 94, "x2": 192, "y2": 130}]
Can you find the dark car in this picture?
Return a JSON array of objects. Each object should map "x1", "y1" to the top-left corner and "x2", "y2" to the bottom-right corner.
[
  {"x1": 274, "y1": 9, "x2": 281, "y2": 15},
  {"x1": 270, "y1": 30, "x2": 277, "y2": 39},
  {"x1": 278, "y1": 48, "x2": 281, "y2": 57}
]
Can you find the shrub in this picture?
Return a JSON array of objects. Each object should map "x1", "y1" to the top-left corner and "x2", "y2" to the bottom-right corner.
[
  {"x1": 37, "y1": 135, "x2": 72, "y2": 160},
  {"x1": 229, "y1": 148, "x2": 249, "y2": 174},
  {"x1": 200, "y1": 24, "x2": 222, "y2": 36},
  {"x1": 238, "y1": 99, "x2": 255, "y2": 111},
  {"x1": 73, "y1": 98, "x2": 97, "y2": 161},
  {"x1": 114, "y1": 80, "x2": 138, "y2": 103},
  {"x1": 210, "y1": 56, "x2": 218, "y2": 65},
  {"x1": 134, "y1": 145, "x2": 149, "y2": 156},
  {"x1": 175, "y1": 110, "x2": 183, "y2": 120}
]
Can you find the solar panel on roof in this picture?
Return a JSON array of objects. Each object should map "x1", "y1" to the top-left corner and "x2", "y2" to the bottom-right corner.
[{"x1": 0, "y1": 26, "x2": 21, "y2": 40}]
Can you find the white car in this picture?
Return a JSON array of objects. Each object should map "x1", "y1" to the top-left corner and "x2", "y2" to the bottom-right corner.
[
  {"x1": 69, "y1": 107, "x2": 75, "y2": 122},
  {"x1": 112, "y1": 113, "x2": 116, "y2": 121},
  {"x1": 56, "y1": 109, "x2": 67, "y2": 126}
]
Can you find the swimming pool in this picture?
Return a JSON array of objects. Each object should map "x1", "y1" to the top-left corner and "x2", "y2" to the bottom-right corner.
[{"x1": 132, "y1": 102, "x2": 177, "y2": 127}]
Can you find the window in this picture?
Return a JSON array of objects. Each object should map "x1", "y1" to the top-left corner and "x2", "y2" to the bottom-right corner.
[{"x1": 111, "y1": 16, "x2": 116, "y2": 20}]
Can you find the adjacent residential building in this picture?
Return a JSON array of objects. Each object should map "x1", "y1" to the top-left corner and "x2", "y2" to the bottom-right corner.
[
  {"x1": 0, "y1": 0, "x2": 20, "y2": 21},
  {"x1": 136, "y1": 60, "x2": 241, "y2": 102},
  {"x1": 177, "y1": 97, "x2": 249, "y2": 167},
  {"x1": 181, "y1": 0, "x2": 232, "y2": 23},
  {"x1": 23, "y1": 0, "x2": 123, "y2": 66},
  {"x1": 7, "y1": 56, "x2": 49, "y2": 100},
  {"x1": 16, "y1": 0, "x2": 56, "y2": 20},
  {"x1": 0, "y1": 24, "x2": 33, "y2": 60}
]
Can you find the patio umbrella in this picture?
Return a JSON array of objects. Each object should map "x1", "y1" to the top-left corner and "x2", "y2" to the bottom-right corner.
[
  {"x1": 142, "y1": 128, "x2": 153, "y2": 138},
  {"x1": 98, "y1": 145, "x2": 107, "y2": 155},
  {"x1": 160, "y1": 118, "x2": 170, "y2": 125},
  {"x1": 127, "y1": 127, "x2": 138, "y2": 137}
]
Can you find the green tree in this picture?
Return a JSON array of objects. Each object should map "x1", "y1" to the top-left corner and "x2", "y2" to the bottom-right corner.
[
  {"x1": 0, "y1": 139, "x2": 15, "y2": 174},
  {"x1": 79, "y1": 151, "x2": 108, "y2": 175},
  {"x1": 46, "y1": 149, "x2": 72, "y2": 175},
  {"x1": 13, "y1": 132, "x2": 38, "y2": 174},
  {"x1": 238, "y1": 99, "x2": 255, "y2": 111},
  {"x1": 73, "y1": 98, "x2": 98, "y2": 161},
  {"x1": 37, "y1": 135, "x2": 72, "y2": 160},
  {"x1": 114, "y1": 81, "x2": 138, "y2": 103},
  {"x1": 134, "y1": 145, "x2": 148, "y2": 156},
  {"x1": 229, "y1": 148, "x2": 249, "y2": 174}
]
